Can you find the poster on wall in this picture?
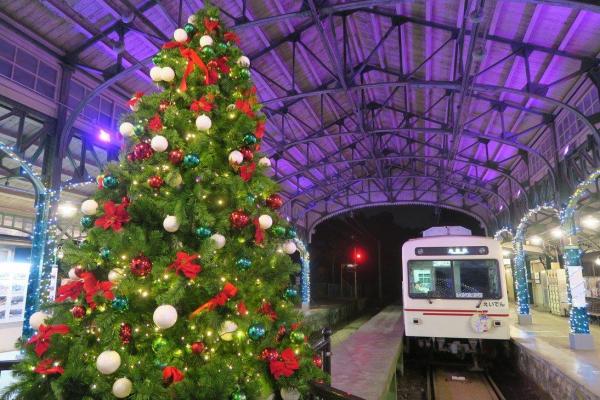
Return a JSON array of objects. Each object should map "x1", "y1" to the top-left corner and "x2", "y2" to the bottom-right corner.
[
  {"x1": 0, "y1": 262, "x2": 30, "y2": 323},
  {"x1": 567, "y1": 266, "x2": 587, "y2": 308}
]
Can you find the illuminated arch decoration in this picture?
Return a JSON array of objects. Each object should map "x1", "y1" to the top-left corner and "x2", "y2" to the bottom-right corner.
[
  {"x1": 0, "y1": 142, "x2": 58, "y2": 338},
  {"x1": 558, "y1": 169, "x2": 600, "y2": 337},
  {"x1": 513, "y1": 204, "x2": 559, "y2": 320},
  {"x1": 494, "y1": 227, "x2": 513, "y2": 242}
]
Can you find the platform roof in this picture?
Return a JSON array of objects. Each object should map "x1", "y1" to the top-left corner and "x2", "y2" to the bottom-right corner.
[{"x1": 1, "y1": 0, "x2": 600, "y2": 233}]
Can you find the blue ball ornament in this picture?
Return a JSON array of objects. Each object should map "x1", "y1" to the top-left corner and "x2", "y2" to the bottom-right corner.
[
  {"x1": 183, "y1": 154, "x2": 200, "y2": 168},
  {"x1": 246, "y1": 193, "x2": 256, "y2": 206},
  {"x1": 236, "y1": 257, "x2": 252, "y2": 270},
  {"x1": 286, "y1": 228, "x2": 297, "y2": 239},
  {"x1": 284, "y1": 287, "x2": 298, "y2": 300},
  {"x1": 81, "y1": 215, "x2": 94, "y2": 229},
  {"x1": 133, "y1": 124, "x2": 145, "y2": 136},
  {"x1": 111, "y1": 296, "x2": 129, "y2": 312},
  {"x1": 195, "y1": 226, "x2": 212, "y2": 238},
  {"x1": 242, "y1": 134, "x2": 257, "y2": 145},
  {"x1": 99, "y1": 247, "x2": 111, "y2": 259},
  {"x1": 247, "y1": 323, "x2": 266, "y2": 341},
  {"x1": 183, "y1": 23, "x2": 196, "y2": 35},
  {"x1": 102, "y1": 175, "x2": 119, "y2": 189}
]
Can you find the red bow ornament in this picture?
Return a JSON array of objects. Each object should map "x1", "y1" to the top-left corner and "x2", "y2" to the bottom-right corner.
[
  {"x1": 224, "y1": 31, "x2": 240, "y2": 45},
  {"x1": 190, "y1": 96, "x2": 213, "y2": 113},
  {"x1": 28, "y1": 324, "x2": 70, "y2": 357},
  {"x1": 127, "y1": 92, "x2": 143, "y2": 109},
  {"x1": 255, "y1": 120, "x2": 266, "y2": 139},
  {"x1": 169, "y1": 252, "x2": 202, "y2": 279},
  {"x1": 237, "y1": 301, "x2": 248, "y2": 316},
  {"x1": 34, "y1": 359, "x2": 64, "y2": 375},
  {"x1": 190, "y1": 282, "x2": 238, "y2": 318},
  {"x1": 148, "y1": 114, "x2": 163, "y2": 132},
  {"x1": 204, "y1": 17, "x2": 220, "y2": 34},
  {"x1": 235, "y1": 99, "x2": 255, "y2": 118},
  {"x1": 163, "y1": 366, "x2": 184, "y2": 385},
  {"x1": 240, "y1": 162, "x2": 256, "y2": 182},
  {"x1": 95, "y1": 200, "x2": 130, "y2": 231},
  {"x1": 206, "y1": 56, "x2": 230, "y2": 85},
  {"x1": 253, "y1": 217, "x2": 265, "y2": 244},
  {"x1": 269, "y1": 348, "x2": 299, "y2": 380},
  {"x1": 258, "y1": 301, "x2": 278, "y2": 321}
]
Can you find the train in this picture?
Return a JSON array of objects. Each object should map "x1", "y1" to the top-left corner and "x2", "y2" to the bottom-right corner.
[{"x1": 402, "y1": 227, "x2": 510, "y2": 355}]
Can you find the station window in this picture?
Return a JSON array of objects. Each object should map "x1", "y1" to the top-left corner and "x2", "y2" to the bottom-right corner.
[
  {"x1": 68, "y1": 80, "x2": 121, "y2": 130},
  {"x1": 408, "y1": 259, "x2": 501, "y2": 299},
  {"x1": 0, "y1": 39, "x2": 58, "y2": 99}
]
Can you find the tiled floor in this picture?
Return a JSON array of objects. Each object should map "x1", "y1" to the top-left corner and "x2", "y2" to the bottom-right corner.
[{"x1": 510, "y1": 308, "x2": 600, "y2": 397}]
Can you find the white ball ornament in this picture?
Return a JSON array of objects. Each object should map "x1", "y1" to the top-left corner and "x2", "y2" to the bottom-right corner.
[
  {"x1": 187, "y1": 15, "x2": 197, "y2": 24},
  {"x1": 163, "y1": 215, "x2": 180, "y2": 233},
  {"x1": 258, "y1": 157, "x2": 272, "y2": 168},
  {"x1": 258, "y1": 215, "x2": 273, "y2": 230},
  {"x1": 108, "y1": 268, "x2": 124, "y2": 283},
  {"x1": 150, "y1": 135, "x2": 168, "y2": 152},
  {"x1": 219, "y1": 320, "x2": 238, "y2": 341},
  {"x1": 160, "y1": 67, "x2": 175, "y2": 82},
  {"x1": 153, "y1": 305, "x2": 178, "y2": 329},
  {"x1": 29, "y1": 311, "x2": 49, "y2": 330},
  {"x1": 81, "y1": 199, "x2": 98, "y2": 216},
  {"x1": 195, "y1": 114, "x2": 212, "y2": 131},
  {"x1": 96, "y1": 351, "x2": 121, "y2": 375},
  {"x1": 210, "y1": 233, "x2": 226, "y2": 249},
  {"x1": 150, "y1": 66, "x2": 162, "y2": 82},
  {"x1": 112, "y1": 377, "x2": 133, "y2": 398},
  {"x1": 68, "y1": 267, "x2": 81, "y2": 280},
  {"x1": 199, "y1": 35, "x2": 213, "y2": 48},
  {"x1": 283, "y1": 240, "x2": 297, "y2": 255},
  {"x1": 236, "y1": 55, "x2": 250, "y2": 68},
  {"x1": 119, "y1": 122, "x2": 134, "y2": 137},
  {"x1": 280, "y1": 388, "x2": 301, "y2": 400},
  {"x1": 228, "y1": 150, "x2": 243, "y2": 165},
  {"x1": 173, "y1": 28, "x2": 188, "y2": 43}
]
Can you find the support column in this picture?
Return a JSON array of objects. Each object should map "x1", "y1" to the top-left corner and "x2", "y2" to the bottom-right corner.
[
  {"x1": 296, "y1": 239, "x2": 311, "y2": 311},
  {"x1": 513, "y1": 236, "x2": 532, "y2": 325},
  {"x1": 563, "y1": 245, "x2": 594, "y2": 350}
]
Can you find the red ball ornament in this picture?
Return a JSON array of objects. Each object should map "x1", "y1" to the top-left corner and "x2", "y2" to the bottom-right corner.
[
  {"x1": 133, "y1": 142, "x2": 154, "y2": 160},
  {"x1": 71, "y1": 305, "x2": 86, "y2": 319},
  {"x1": 229, "y1": 209, "x2": 250, "y2": 229},
  {"x1": 158, "y1": 100, "x2": 171, "y2": 113},
  {"x1": 121, "y1": 197, "x2": 131, "y2": 207},
  {"x1": 276, "y1": 324, "x2": 287, "y2": 342},
  {"x1": 313, "y1": 354, "x2": 323, "y2": 368},
  {"x1": 148, "y1": 175, "x2": 164, "y2": 189},
  {"x1": 260, "y1": 347, "x2": 279, "y2": 361},
  {"x1": 120, "y1": 323, "x2": 133, "y2": 344},
  {"x1": 168, "y1": 149, "x2": 185, "y2": 165},
  {"x1": 191, "y1": 341, "x2": 205, "y2": 354},
  {"x1": 127, "y1": 152, "x2": 136, "y2": 162},
  {"x1": 240, "y1": 147, "x2": 254, "y2": 162},
  {"x1": 266, "y1": 194, "x2": 284, "y2": 210},
  {"x1": 130, "y1": 254, "x2": 152, "y2": 277}
]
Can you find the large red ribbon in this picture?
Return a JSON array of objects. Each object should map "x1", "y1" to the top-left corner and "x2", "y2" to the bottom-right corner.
[
  {"x1": 27, "y1": 324, "x2": 70, "y2": 357},
  {"x1": 240, "y1": 162, "x2": 256, "y2": 182},
  {"x1": 180, "y1": 47, "x2": 210, "y2": 90},
  {"x1": 190, "y1": 282, "x2": 237, "y2": 318},
  {"x1": 253, "y1": 217, "x2": 265, "y2": 244},
  {"x1": 168, "y1": 252, "x2": 202, "y2": 279},
  {"x1": 34, "y1": 359, "x2": 64, "y2": 375},
  {"x1": 269, "y1": 348, "x2": 299, "y2": 380}
]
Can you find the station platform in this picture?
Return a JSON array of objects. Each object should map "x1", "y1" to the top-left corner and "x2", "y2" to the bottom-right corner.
[{"x1": 510, "y1": 309, "x2": 600, "y2": 400}]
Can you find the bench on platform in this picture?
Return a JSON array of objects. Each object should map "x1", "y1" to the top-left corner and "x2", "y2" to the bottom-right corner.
[{"x1": 332, "y1": 306, "x2": 404, "y2": 400}]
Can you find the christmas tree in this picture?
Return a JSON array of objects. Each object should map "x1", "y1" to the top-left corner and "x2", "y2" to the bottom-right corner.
[{"x1": 4, "y1": 6, "x2": 324, "y2": 400}]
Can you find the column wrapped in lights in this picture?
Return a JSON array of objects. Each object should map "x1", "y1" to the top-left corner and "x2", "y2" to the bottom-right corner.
[
  {"x1": 294, "y1": 238, "x2": 310, "y2": 309},
  {"x1": 512, "y1": 235, "x2": 530, "y2": 315},
  {"x1": 563, "y1": 245, "x2": 590, "y2": 334}
]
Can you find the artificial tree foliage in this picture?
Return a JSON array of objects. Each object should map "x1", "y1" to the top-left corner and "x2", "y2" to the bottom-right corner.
[{"x1": 4, "y1": 6, "x2": 324, "y2": 400}]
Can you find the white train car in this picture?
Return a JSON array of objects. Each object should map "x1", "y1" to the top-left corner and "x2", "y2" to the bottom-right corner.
[{"x1": 403, "y1": 228, "x2": 510, "y2": 345}]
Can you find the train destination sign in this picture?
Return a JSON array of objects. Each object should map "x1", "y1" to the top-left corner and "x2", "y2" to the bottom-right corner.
[{"x1": 415, "y1": 246, "x2": 489, "y2": 256}]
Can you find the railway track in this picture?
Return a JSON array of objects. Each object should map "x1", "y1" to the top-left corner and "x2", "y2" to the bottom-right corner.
[{"x1": 426, "y1": 365, "x2": 505, "y2": 400}]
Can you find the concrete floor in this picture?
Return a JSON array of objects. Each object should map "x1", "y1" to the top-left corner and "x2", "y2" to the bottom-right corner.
[{"x1": 511, "y1": 309, "x2": 600, "y2": 398}]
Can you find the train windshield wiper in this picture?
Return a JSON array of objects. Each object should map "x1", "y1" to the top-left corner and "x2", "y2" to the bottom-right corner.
[{"x1": 426, "y1": 290, "x2": 434, "y2": 304}]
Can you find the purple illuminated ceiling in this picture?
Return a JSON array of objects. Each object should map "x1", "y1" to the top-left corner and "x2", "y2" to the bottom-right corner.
[{"x1": 1, "y1": 0, "x2": 600, "y2": 231}]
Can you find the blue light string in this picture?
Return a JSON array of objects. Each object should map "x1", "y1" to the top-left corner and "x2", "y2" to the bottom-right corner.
[
  {"x1": 294, "y1": 239, "x2": 310, "y2": 307},
  {"x1": 563, "y1": 246, "x2": 590, "y2": 334}
]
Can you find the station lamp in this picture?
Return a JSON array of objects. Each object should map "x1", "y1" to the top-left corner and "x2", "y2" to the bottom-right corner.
[
  {"x1": 582, "y1": 216, "x2": 599, "y2": 230},
  {"x1": 551, "y1": 227, "x2": 563, "y2": 239},
  {"x1": 57, "y1": 202, "x2": 77, "y2": 218},
  {"x1": 530, "y1": 236, "x2": 543, "y2": 246}
]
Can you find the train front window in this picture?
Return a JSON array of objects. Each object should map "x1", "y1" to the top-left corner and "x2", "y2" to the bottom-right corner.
[{"x1": 408, "y1": 259, "x2": 501, "y2": 299}]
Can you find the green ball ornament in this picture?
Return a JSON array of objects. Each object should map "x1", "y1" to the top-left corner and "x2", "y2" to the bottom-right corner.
[
  {"x1": 81, "y1": 216, "x2": 94, "y2": 229},
  {"x1": 111, "y1": 296, "x2": 129, "y2": 312},
  {"x1": 290, "y1": 330, "x2": 305, "y2": 344},
  {"x1": 183, "y1": 154, "x2": 200, "y2": 167},
  {"x1": 231, "y1": 391, "x2": 247, "y2": 400},
  {"x1": 286, "y1": 228, "x2": 297, "y2": 239},
  {"x1": 232, "y1": 91, "x2": 243, "y2": 100},
  {"x1": 152, "y1": 55, "x2": 162, "y2": 65},
  {"x1": 216, "y1": 42, "x2": 228, "y2": 54},
  {"x1": 272, "y1": 226, "x2": 286, "y2": 237},
  {"x1": 247, "y1": 323, "x2": 266, "y2": 341},
  {"x1": 236, "y1": 257, "x2": 252, "y2": 270},
  {"x1": 152, "y1": 337, "x2": 168, "y2": 353},
  {"x1": 238, "y1": 68, "x2": 251, "y2": 79},
  {"x1": 183, "y1": 23, "x2": 196, "y2": 35},
  {"x1": 195, "y1": 226, "x2": 212, "y2": 238},
  {"x1": 243, "y1": 134, "x2": 257, "y2": 145},
  {"x1": 102, "y1": 175, "x2": 119, "y2": 189},
  {"x1": 99, "y1": 247, "x2": 111, "y2": 259},
  {"x1": 284, "y1": 287, "x2": 298, "y2": 300},
  {"x1": 246, "y1": 193, "x2": 256, "y2": 205},
  {"x1": 133, "y1": 124, "x2": 145, "y2": 136},
  {"x1": 201, "y1": 46, "x2": 215, "y2": 59}
]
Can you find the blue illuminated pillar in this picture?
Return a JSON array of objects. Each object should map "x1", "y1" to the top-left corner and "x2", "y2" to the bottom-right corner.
[
  {"x1": 563, "y1": 243, "x2": 594, "y2": 349},
  {"x1": 295, "y1": 239, "x2": 310, "y2": 310},
  {"x1": 513, "y1": 235, "x2": 532, "y2": 324},
  {"x1": 22, "y1": 190, "x2": 57, "y2": 338}
]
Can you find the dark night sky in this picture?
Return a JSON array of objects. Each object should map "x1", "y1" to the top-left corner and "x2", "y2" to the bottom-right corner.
[{"x1": 308, "y1": 205, "x2": 485, "y2": 304}]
